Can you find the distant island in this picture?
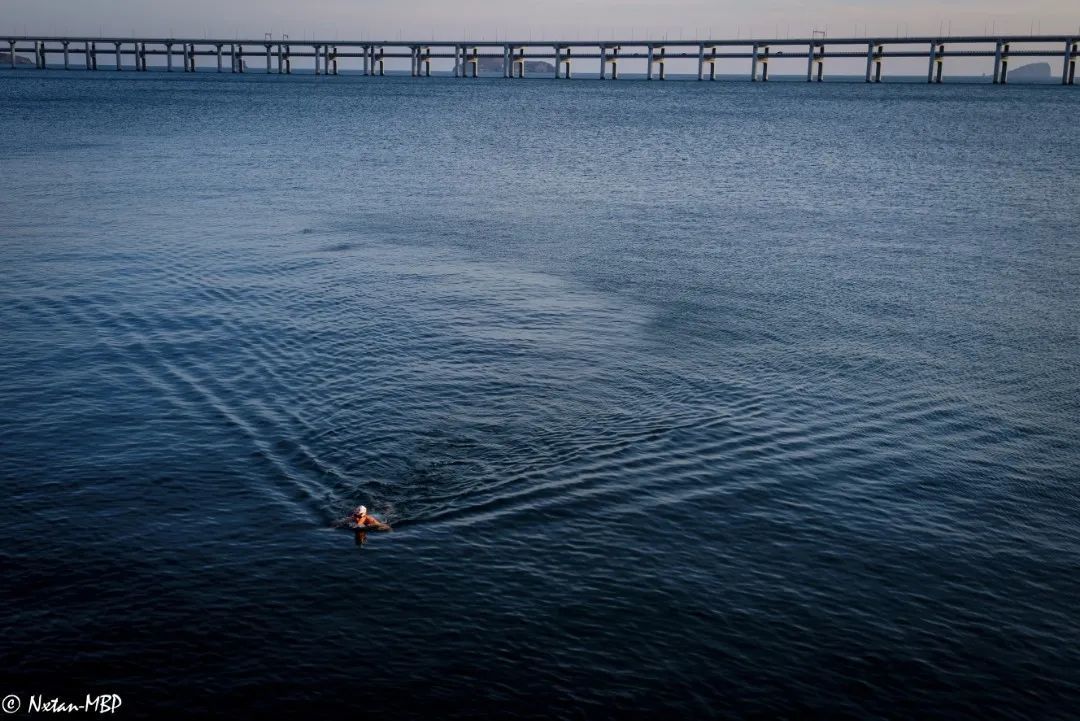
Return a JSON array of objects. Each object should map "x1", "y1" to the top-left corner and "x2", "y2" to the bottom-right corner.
[
  {"x1": 1008, "y1": 62, "x2": 1052, "y2": 82},
  {"x1": 474, "y1": 57, "x2": 555, "y2": 75},
  {"x1": 0, "y1": 52, "x2": 34, "y2": 66}
]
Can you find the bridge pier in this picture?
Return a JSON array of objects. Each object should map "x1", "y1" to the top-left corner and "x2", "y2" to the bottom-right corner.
[
  {"x1": 166, "y1": 43, "x2": 173, "y2": 72},
  {"x1": 752, "y1": 44, "x2": 769, "y2": 81},
  {"x1": 698, "y1": 43, "x2": 705, "y2": 80},
  {"x1": 808, "y1": 40, "x2": 824, "y2": 81},
  {"x1": 927, "y1": 41, "x2": 946, "y2": 83},
  {"x1": 1063, "y1": 40, "x2": 1076, "y2": 85},
  {"x1": 993, "y1": 40, "x2": 1003, "y2": 83},
  {"x1": 998, "y1": 42, "x2": 1010, "y2": 84},
  {"x1": 62, "y1": 41, "x2": 70, "y2": 69}
]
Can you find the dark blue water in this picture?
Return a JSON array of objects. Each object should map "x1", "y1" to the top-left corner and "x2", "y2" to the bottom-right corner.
[{"x1": 2, "y1": 72, "x2": 1079, "y2": 719}]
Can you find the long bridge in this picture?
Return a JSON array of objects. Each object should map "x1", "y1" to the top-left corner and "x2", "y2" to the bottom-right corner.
[{"x1": 3, "y1": 34, "x2": 1077, "y2": 84}]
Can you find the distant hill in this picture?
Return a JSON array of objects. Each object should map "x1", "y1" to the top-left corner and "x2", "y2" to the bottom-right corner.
[
  {"x1": 0, "y1": 52, "x2": 35, "y2": 66},
  {"x1": 475, "y1": 57, "x2": 555, "y2": 75},
  {"x1": 1008, "y1": 62, "x2": 1052, "y2": 82}
]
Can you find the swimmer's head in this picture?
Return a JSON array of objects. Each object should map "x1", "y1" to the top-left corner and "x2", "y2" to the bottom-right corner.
[{"x1": 355, "y1": 505, "x2": 367, "y2": 517}]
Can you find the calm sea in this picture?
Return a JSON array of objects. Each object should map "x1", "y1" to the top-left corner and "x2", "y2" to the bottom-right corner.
[{"x1": 2, "y1": 72, "x2": 1079, "y2": 719}]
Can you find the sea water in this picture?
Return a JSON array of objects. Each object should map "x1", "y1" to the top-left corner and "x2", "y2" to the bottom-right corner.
[{"x1": 2, "y1": 72, "x2": 1079, "y2": 719}]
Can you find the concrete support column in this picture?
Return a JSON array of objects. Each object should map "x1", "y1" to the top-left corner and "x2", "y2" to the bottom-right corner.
[
  {"x1": 8, "y1": 41, "x2": 16, "y2": 70},
  {"x1": 927, "y1": 41, "x2": 936, "y2": 83},
  {"x1": 114, "y1": 42, "x2": 122, "y2": 71},
  {"x1": 806, "y1": 42, "x2": 814, "y2": 81},
  {"x1": 599, "y1": 46, "x2": 605, "y2": 79},
  {"x1": 62, "y1": 41, "x2": 70, "y2": 70},
  {"x1": 277, "y1": 44, "x2": 283, "y2": 74},
  {"x1": 646, "y1": 45, "x2": 654, "y2": 80},
  {"x1": 85, "y1": 41, "x2": 92, "y2": 70},
  {"x1": 553, "y1": 46, "x2": 559, "y2": 78},
  {"x1": 611, "y1": 47, "x2": 618, "y2": 79},
  {"x1": 1000, "y1": 43, "x2": 1010, "y2": 84},
  {"x1": 37, "y1": 41, "x2": 44, "y2": 69},
  {"x1": 1062, "y1": 40, "x2": 1074, "y2": 85},
  {"x1": 139, "y1": 43, "x2": 146, "y2": 71},
  {"x1": 751, "y1": 44, "x2": 758, "y2": 81},
  {"x1": 992, "y1": 40, "x2": 1003, "y2": 84},
  {"x1": 816, "y1": 45, "x2": 824, "y2": 81},
  {"x1": 92, "y1": 42, "x2": 98, "y2": 70},
  {"x1": 864, "y1": 42, "x2": 873, "y2": 82},
  {"x1": 312, "y1": 44, "x2": 320, "y2": 75},
  {"x1": 166, "y1": 43, "x2": 173, "y2": 72},
  {"x1": 935, "y1": 44, "x2": 944, "y2": 83},
  {"x1": 216, "y1": 44, "x2": 222, "y2": 72},
  {"x1": 698, "y1": 43, "x2": 705, "y2": 81}
]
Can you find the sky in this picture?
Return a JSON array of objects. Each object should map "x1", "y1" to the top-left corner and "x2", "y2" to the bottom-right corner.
[{"x1": 3, "y1": 0, "x2": 1079, "y2": 41}]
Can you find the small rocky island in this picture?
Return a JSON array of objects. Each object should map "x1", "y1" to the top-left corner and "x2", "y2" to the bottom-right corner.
[
  {"x1": 475, "y1": 57, "x2": 555, "y2": 75},
  {"x1": 1008, "y1": 62, "x2": 1052, "y2": 82},
  {"x1": 0, "y1": 52, "x2": 35, "y2": 66}
]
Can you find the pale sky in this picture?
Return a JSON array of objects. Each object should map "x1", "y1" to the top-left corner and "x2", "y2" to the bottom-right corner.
[{"x1": 3, "y1": 0, "x2": 1078, "y2": 41}]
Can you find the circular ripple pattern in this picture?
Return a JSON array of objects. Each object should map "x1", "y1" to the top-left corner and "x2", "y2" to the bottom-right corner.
[{"x1": 1, "y1": 73, "x2": 1079, "y2": 720}]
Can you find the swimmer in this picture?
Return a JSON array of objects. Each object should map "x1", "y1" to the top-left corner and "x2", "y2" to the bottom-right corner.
[{"x1": 351, "y1": 505, "x2": 391, "y2": 531}]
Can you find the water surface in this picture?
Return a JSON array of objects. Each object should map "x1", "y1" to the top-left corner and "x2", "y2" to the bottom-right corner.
[{"x1": 2, "y1": 72, "x2": 1079, "y2": 719}]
